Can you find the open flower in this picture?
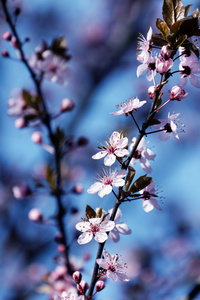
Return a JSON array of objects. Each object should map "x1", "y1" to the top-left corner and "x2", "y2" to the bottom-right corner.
[
  {"x1": 92, "y1": 131, "x2": 129, "y2": 166},
  {"x1": 55, "y1": 290, "x2": 84, "y2": 300},
  {"x1": 108, "y1": 208, "x2": 132, "y2": 243},
  {"x1": 139, "y1": 181, "x2": 162, "y2": 212},
  {"x1": 87, "y1": 169, "x2": 127, "y2": 198},
  {"x1": 137, "y1": 54, "x2": 157, "y2": 81},
  {"x1": 137, "y1": 27, "x2": 153, "y2": 64},
  {"x1": 75, "y1": 218, "x2": 114, "y2": 245},
  {"x1": 130, "y1": 137, "x2": 156, "y2": 173},
  {"x1": 96, "y1": 250, "x2": 129, "y2": 282},
  {"x1": 152, "y1": 112, "x2": 182, "y2": 142},
  {"x1": 179, "y1": 57, "x2": 200, "y2": 88},
  {"x1": 111, "y1": 98, "x2": 146, "y2": 116}
]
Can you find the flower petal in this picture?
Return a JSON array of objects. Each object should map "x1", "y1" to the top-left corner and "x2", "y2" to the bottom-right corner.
[
  {"x1": 98, "y1": 185, "x2": 112, "y2": 198},
  {"x1": 87, "y1": 182, "x2": 103, "y2": 194},
  {"x1": 116, "y1": 223, "x2": 132, "y2": 235},
  {"x1": 77, "y1": 232, "x2": 93, "y2": 244},
  {"x1": 95, "y1": 232, "x2": 108, "y2": 243},
  {"x1": 92, "y1": 151, "x2": 107, "y2": 160},
  {"x1": 104, "y1": 153, "x2": 116, "y2": 166}
]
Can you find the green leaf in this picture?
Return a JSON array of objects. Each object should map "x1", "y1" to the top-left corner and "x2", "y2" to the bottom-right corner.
[
  {"x1": 129, "y1": 175, "x2": 152, "y2": 194},
  {"x1": 156, "y1": 18, "x2": 169, "y2": 37},
  {"x1": 54, "y1": 127, "x2": 65, "y2": 146},
  {"x1": 125, "y1": 166, "x2": 136, "y2": 192},
  {"x1": 22, "y1": 89, "x2": 39, "y2": 110},
  {"x1": 85, "y1": 205, "x2": 96, "y2": 219},
  {"x1": 162, "y1": 0, "x2": 185, "y2": 28},
  {"x1": 46, "y1": 164, "x2": 56, "y2": 191}
]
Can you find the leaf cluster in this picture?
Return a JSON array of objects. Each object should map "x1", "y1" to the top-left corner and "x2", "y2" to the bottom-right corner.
[{"x1": 85, "y1": 205, "x2": 109, "y2": 221}]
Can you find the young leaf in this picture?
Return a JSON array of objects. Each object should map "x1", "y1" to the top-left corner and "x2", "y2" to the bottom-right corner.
[
  {"x1": 173, "y1": 34, "x2": 187, "y2": 49},
  {"x1": 96, "y1": 207, "x2": 103, "y2": 218},
  {"x1": 151, "y1": 33, "x2": 168, "y2": 47},
  {"x1": 22, "y1": 89, "x2": 39, "y2": 110},
  {"x1": 46, "y1": 164, "x2": 56, "y2": 191},
  {"x1": 85, "y1": 205, "x2": 96, "y2": 219},
  {"x1": 185, "y1": 4, "x2": 193, "y2": 17},
  {"x1": 125, "y1": 166, "x2": 136, "y2": 192},
  {"x1": 129, "y1": 175, "x2": 152, "y2": 194},
  {"x1": 156, "y1": 18, "x2": 169, "y2": 37},
  {"x1": 162, "y1": 0, "x2": 185, "y2": 28}
]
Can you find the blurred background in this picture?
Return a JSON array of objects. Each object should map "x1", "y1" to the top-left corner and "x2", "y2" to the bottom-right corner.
[{"x1": 1, "y1": 0, "x2": 200, "y2": 299}]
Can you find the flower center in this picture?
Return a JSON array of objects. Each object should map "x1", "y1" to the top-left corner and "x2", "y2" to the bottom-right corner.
[
  {"x1": 133, "y1": 150, "x2": 141, "y2": 159},
  {"x1": 90, "y1": 225, "x2": 100, "y2": 234},
  {"x1": 103, "y1": 176, "x2": 113, "y2": 185},
  {"x1": 108, "y1": 265, "x2": 116, "y2": 272},
  {"x1": 164, "y1": 123, "x2": 172, "y2": 133},
  {"x1": 143, "y1": 191, "x2": 150, "y2": 200},
  {"x1": 180, "y1": 65, "x2": 191, "y2": 76},
  {"x1": 148, "y1": 62, "x2": 155, "y2": 70},
  {"x1": 107, "y1": 146, "x2": 116, "y2": 154},
  {"x1": 48, "y1": 64, "x2": 58, "y2": 74}
]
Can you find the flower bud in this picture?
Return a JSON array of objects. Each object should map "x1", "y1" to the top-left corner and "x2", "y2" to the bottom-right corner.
[
  {"x1": 1, "y1": 49, "x2": 9, "y2": 57},
  {"x1": 72, "y1": 183, "x2": 83, "y2": 194},
  {"x1": 77, "y1": 137, "x2": 89, "y2": 147},
  {"x1": 13, "y1": 7, "x2": 21, "y2": 16},
  {"x1": 55, "y1": 232, "x2": 65, "y2": 244},
  {"x1": 10, "y1": 36, "x2": 19, "y2": 48},
  {"x1": 77, "y1": 280, "x2": 88, "y2": 295},
  {"x1": 57, "y1": 244, "x2": 66, "y2": 253},
  {"x1": 12, "y1": 182, "x2": 31, "y2": 199},
  {"x1": 161, "y1": 45, "x2": 176, "y2": 60},
  {"x1": 96, "y1": 280, "x2": 105, "y2": 292},
  {"x1": 28, "y1": 208, "x2": 43, "y2": 222},
  {"x1": 61, "y1": 98, "x2": 75, "y2": 112},
  {"x1": 148, "y1": 86, "x2": 155, "y2": 99},
  {"x1": 170, "y1": 85, "x2": 188, "y2": 101},
  {"x1": 15, "y1": 117, "x2": 26, "y2": 128},
  {"x1": 3, "y1": 31, "x2": 12, "y2": 41},
  {"x1": 156, "y1": 56, "x2": 173, "y2": 75},
  {"x1": 31, "y1": 131, "x2": 42, "y2": 144},
  {"x1": 73, "y1": 271, "x2": 82, "y2": 284}
]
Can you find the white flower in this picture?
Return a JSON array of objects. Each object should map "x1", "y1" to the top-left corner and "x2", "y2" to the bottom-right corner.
[
  {"x1": 139, "y1": 181, "x2": 162, "y2": 212},
  {"x1": 108, "y1": 208, "x2": 132, "y2": 243},
  {"x1": 152, "y1": 112, "x2": 182, "y2": 142},
  {"x1": 87, "y1": 169, "x2": 127, "y2": 198},
  {"x1": 92, "y1": 131, "x2": 129, "y2": 166},
  {"x1": 96, "y1": 250, "x2": 129, "y2": 282},
  {"x1": 111, "y1": 98, "x2": 146, "y2": 116},
  {"x1": 54, "y1": 290, "x2": 84, "y2": 300},
  {"x1": 75, "y1": 218, "x2": 115, "y2": 244},
  {"x1": 130, "y1": 137, "x2": 156, "y2": 173},
  {"x1": 136, "y1": 54, "x2": 157, "y2": 81},
  {"x1": 137, "y1": 27, "x2": 153, "y2": 64}
]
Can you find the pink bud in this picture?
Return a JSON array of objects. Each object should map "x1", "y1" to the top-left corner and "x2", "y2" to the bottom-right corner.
[
  {"x1": 73, "y1": 271, "x2": 82, "y2": 284},
  {"x1": 170, "y1": 85, "x2": 188, "y2": 101},
  {"x1": 61, "y1": 98, "x2": 75, "y2": 112},
  {"x1": 1, "y1": 49, "x2": 9, "y2": 57},
  {"x1": 31, "y1": 131, "x2": 42, "y2": 144},
  {"x1": 57, "y1": 244, "x2": 66, "y2": 253},
  {"x1": 12, "y1": 182, "x2": 31, "y2": 199},
  {"x1": 156, "y1": 56, "x2": 173, "y2": 75},
  {"x1": 72, "y1": 183, "x2": 83, "y2": 194},
  {"x1": 10, "y1": 36, "x2": 19, "y2": 48},
  {"x1": 77, "y1": 280, "x2": 88, "y2": 295},
  {"x1": 161, "y1": 45, "x2": 175, "y2": 60},
  {"x1": 96, "y1": 280, "x2": 105, "y2": 292},
  {"x1": 55, "y1": 232, "x2": 65, "y2": 244},
  {"x1": 148, "y1": 86, "x2": 155, "y2": 99},
  {"x1": 15, "y1": 117, "x2": 26, "y2": 128},
  {"x1": 28, "y1": 208, "x2": 43, "y2": 222},
  {"x1": 3, "y1": 31, "x2": 12, "y2": 41}
]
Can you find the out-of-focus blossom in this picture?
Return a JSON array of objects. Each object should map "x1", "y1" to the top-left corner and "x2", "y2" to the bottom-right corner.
[
  {"x1": 170, "y1": 85, "x2": 188, "y2": 101},
  {"x1": 87, "y1": 169, "x2": 127, "y2": 198},
  {"x1": 31, "y1": 131, "x2": 43, "y2": 144},
  {"x1": 156, "y1": 56, "x2": 173, "y2": 75},
  {"x1": 75, "y1": 217, "x2": 114, "y2": 244},
  {"x1": 55, "y1": 290, "x2": 84, "y2": 300},
  {"x1": 137, "y1": 27, "x2": 153, "y2": 64},
  {"x1": 111, "y1": 98, "x2": 146, "y2": 116},
  {"x1": 148, "y1": 86, "x2": 155, "y2": 99},
  {"x1": 139, "y1": 181, "x2": 162, "y2": 212},
  {"x1": 61, "y1": 98, "x2": 75, "y2": 112},
  {"x1": 96, "y1": 250, "x2": 129, "y2": 282},
  {"x1": 92, "y1": 131, "x2": 129, "y2": 166},
  {"x1": 28, "y1": 208, "x2": 43, "y2": 222},
  {"x1": 152, "y1": 112, "x2": 182, "y2": 142},
  {"x1": 8, "y1": 90, "x2": 26, "y2": 116},
  {"x1": 130, "y1": 137, "x2": 156, "y2": 173},
  {"x1": 12, "y1": 182, "x2": 31, "y2": 199}
]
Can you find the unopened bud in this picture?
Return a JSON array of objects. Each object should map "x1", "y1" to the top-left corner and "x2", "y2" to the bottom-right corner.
[
  {"x1": 3, "y1": 31, "x2": 12, "y2": 41},
  {"x1": 12, "y1": 182, "x2": 31, "y2": 199},
  {"x1": 13, "y1": 7, "x2": 21, "y2": 16},
  {"x1": 28, "y1": 208, "x2": 43, "y2": 222},
  {"x1": 57, "y1": 244, "x2": 66, "y2": 253},
  {"x1": 148, "y1": 86, "x2": 155, "y2": 99},
  {"x1": 161, "y1": 45, "x2": 176, "y2": 60},
  {"x1": 77, "y1": 137, "x2": 88, "y2": 147},
  {"x1": 96, "y1": 280, "x2": 105, "y2": 292},
  {"x1": 72, "y1": 183, "x2": 83, "y2": 194},
  {"x1": 31, "y1": 131, "x2": 42, "y2": 144},
  {"x1": 55, "y1": 232, "x2": 65, "y2": 244},
  {"x1": 10, "y1": 36, "x2": 19, "y2": 48},
  {"x1": 170, "y1": 85, "x2": 188, "y2": 101},
  {"x1": 73, "y1": 271, "x2": 82, "y2": 284},
  {"x1": 61, "y1": 98, "x2": 75, "y2": 112},
  {"x1": 156, "y1": 56, "x2": 173, "y2": 75},
  {"x1": 15, "y1": 117, "x2": 26, "y2": 128},
  {"x1": 77, "y1": 280, "x2": 88, "y2": 295},
  {"x1": 1, "y1": 49, "x2": 9, "y2": 57}
]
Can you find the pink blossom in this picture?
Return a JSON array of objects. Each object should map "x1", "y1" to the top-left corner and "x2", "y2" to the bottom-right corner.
[
  {"x1": 31, "y1": 131, "x2": 42, "y2": 144},
  {"x1": 152, "y1": 112, "x2": 182, "y2": 142},
  {"x1": 137, "y1": 54, "x2": 157, "y2": 81},
  {"x1": 179, "y1": 57, "x2": 200, "y2": 88},
  {"x1": 139, "y1": 181, "x2": 162, "y2": 212},
  {"x1": 92, "y1": 131, "x2": 129, "y2": 166},
  {"x1": 148, "y1": 86, "x2": 155, "y2": 99},
  {"x1": 95, "y1": 280, "x2": 105, "y2": 292},
  {"x1": 61, "y1": 98, "x2": 75, "y2": 112},
  {"x1": 170, "y1": 85, "x2": 188, "y2": 101},
  {"x1": 56, "y1": 290, "x2": 84, "y2": 300},
  {"x1": 12, "y1": 182, "x2": 31, "y2": 199},
  {"x1": 156, "y1": 56, "x2": 173, "y2": 75},
  {"x1": 87, "y1": 169, "x2": 127, "y2": 198},
  {"x1": 137, "y1": 27, "x2": 153, "y2": 64},
  {"x1": 96, "y1": 250, "x2": 129, "y2": 282},
  {"x1": 111, "y1": 98, "x2": 146, "y2": 116},
  {"x1": 130, "y1": 137, "x2": 156, "y2": 173},
  {"x1": 160, "y1": 45, "x2": 175, "y2": 60},
  {"x1": 77, "y1": 280, "x2": 88, "y2": 295},
  {"x1": 75, "y1": 217, "x2": 115, "y2": 244},
  {"x1": 28, "y1": 208, "x2": 43, "y2": 222}
]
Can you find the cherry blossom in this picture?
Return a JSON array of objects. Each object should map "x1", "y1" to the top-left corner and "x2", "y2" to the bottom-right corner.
[
  {"x1": 179, "y1": 56, "x2": 200, "y2": 88},
  {"x1": 156, "y1": 56, "x2": 173, "y2": 75},
  {"x1": 111, "y1": 98, "x2": 146, "y2": 116},
  {"x1": 139, "y1": 181, "x2": 162, "y2": 212},
  {"x1": 170, "y1": 85, "x2": 188, "y2": 101},
  {"x1": 92, "y1": 131, "x2": 129, "y2": 166},
  {"x1": 75, "y1": 218, "x2": 115, "y2": 244},
  {"x1": 152, "y1": 112, "x2": 182, "y2": 142},
  {"x1": 87, "y1": 169, "x2": 127, "y2": 198},
  {"x1": 137, "y1": 54, "x2": 157, "y2": 81},
  {"x1": 107, "y1": 208, "x2": 132, "y2": 242},
  {"x1": 137, "y1": 27, "x2": 153, "y2": 64},
  {"x1": 54, "y1": 290, "x2": 84, "y2": 300},
  {"x1": 130, "y1": 137, "x2": 156, "y2": 173},
  {"x1": 96, "y1": 250, "x2": 129, "y2": 282}
]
